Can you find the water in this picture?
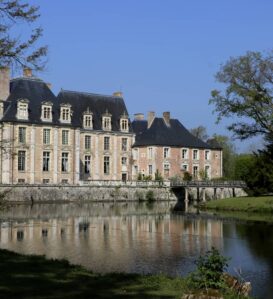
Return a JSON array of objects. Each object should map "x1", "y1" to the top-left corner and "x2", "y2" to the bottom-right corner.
[{"x1": 0, "y1": 201, "x2": 272, "y2": 298}]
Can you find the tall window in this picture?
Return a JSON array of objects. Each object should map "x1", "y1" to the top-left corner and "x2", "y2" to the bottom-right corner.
[
  {"x1": 121, "y1": 138, "x2": 127, "y2": 151},
  {"x1": 61, "y1": 153, "x2": 69, "y2": 172},
  {"x1": 182, "y1": 148, "x2": 188, "y2": 159},
  {"x1": 42, "y1": 106, "x2": 52, "y2": 121},
  {"x1": 102, "y1": 117, "x2": 111, "y2": 131},
  {"x1": 43, "y1": 129, "x2": 50, "y2": 145},
  {"x1": 104, "y1": 136, "x2": 110, "y2": 151},
  {"x1": 205, "y1": 165, "x2": 210, "y2": 178},
  {"x1": 104, "y1": 156, "x2": 110, "y2": 175},
  {"x1": 205, "y1": 150, "x2": 210, "y2": 160},
  {"x1": 62, "y1": 130, "x2": 69, "y2": 145},
  {"x1": 133, "y1": 148, "x2": 139, "y2": 160},
  {"x1": 18, "y1": 127, "x2": 26, "y2": 144},
  {"x1": 60, "y1": 105, "x2": 72, "y2": 123},
  {"x1": 121, "y1": 157, "x2": 127, "y2": 165},
  {"x1": 85, "y1": 135, "x2": 91, "y2": 150},
  {"x1": 148, "y1": 147, "x2": 153, "y2": 159},
  {"x1": 193, "y1": 149, "x2": 199, "y2": 160},
  {"x1": 84, "y1": 115, "x2": 92, "y2": 128},
  {"x1": 148, "y1": 165, "x2": 153, "y2": 175},
  {"x1": 17, "y1": 100, "x2": 29, "y2": 120},
  {"x1": 18, "y1": 151, "x2": 26, "y2": 171},
  {"x1": 61, "y1": 108, "x2": 70, "y2": 121},
  {"x1": 163, "y1": 147, "x2": 170, "y2": 158},
  {"x1": 43, "y1": 152, "x2": 50, "y2": 171},
  {"x1": 120, "y1": 119, "x2": 128, "y2": 132},
  {"x1": 193, "y1": 165, "x2": 199, "y2": 178},
  {"x1": 84, "y1": 155, "x2": 91, "y2": 174}
]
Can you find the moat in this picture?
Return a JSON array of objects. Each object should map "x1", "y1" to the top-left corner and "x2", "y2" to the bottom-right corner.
[{"x1": 0, "y1": 201, "x2": 272, "y2": 299}]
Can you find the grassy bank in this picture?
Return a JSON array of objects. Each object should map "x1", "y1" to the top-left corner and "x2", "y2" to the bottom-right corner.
[
  {"x1": 202, "y1": 196, "x2": 273, "y2": 213},
  {"x1": 0, "y1": 249, "x2": 251, "y2": 299}
]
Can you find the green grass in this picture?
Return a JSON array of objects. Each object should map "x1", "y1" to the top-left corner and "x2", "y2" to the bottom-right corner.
[
  {"x1": 0, "y1": 249, "x2": 252, "y2": 299},
  {"x1": 202, "y1": 196, "x2": 273, "y2": 214}
]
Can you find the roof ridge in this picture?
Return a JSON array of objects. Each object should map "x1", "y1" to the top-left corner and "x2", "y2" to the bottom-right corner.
[
  {"x1": 60, "y1": 89, "x2": 121, "y2": 99},
  {"x1": 11, "y1": 77, "x2": 43, "y2": 83}
]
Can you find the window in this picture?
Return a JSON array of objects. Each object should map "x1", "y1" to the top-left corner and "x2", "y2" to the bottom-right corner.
[
  {"x1": 85, "y1": 135, "x2": 91, "y2": 150},
  {"x1": 18, "y1": 151, "x2": 26, "y2": 171},
  {"x1": 133, "y1": 148, "x2": 139, "y2": 160},
  {"x1": 163, "y1": 147, "x2": 170, "y2": 158},
  {"x1": 205, "y1": 165, "x2": 210, "y2": 178},
  {"x1": 205, "y1": 150, "x2": 210, "y2": 160},
  {"x1": 193, "y1": 165, "x2": 199, "y2": 178},
  {"x1": 121, "y1": 157, "x2": 127, "y2": 165},
  {"x1": 164, "y1": 163, "x2": 170, "y2": 170},
  {"x1": 61, "y1": 153, "x2": 69, "y2": 172},
  {"x1": 148, "y1": 147, "x2": 153, "y2": 159},
  {"x1": 148, "y1": 165, "x2": 153, "y2": 175},
  {"x1": 120, "y1": 119, "x2": 128, "y2": 132},
  {"x1": 41, "y1": 104, "x2": 52, "y2": 121},
  {"x1": 84, "y1": 155, "x2": 91, "y2": 174},
  {"x1": 134, "y1": 165, "x2": 138, "y2": 175},
  {"x1": 104, "y1": 156, "x2": 110, "y2": 175},
  {"x1": 102, "y1": 116, "x2": 111, "y2": 131},
  {"x1": 43, "y1": 152, "x2": 50, "y2": 171},
  {"x1": 121, "y1": 138, "x2": 127, "y2": 151},
  {"x1": 60, "y1": 105, "x2": 72, "y2": 123},
  {"x1": 193, "y1": 149, "x2": 199, "y2": 160},
  {"x1": 181, "y1": 164, "x2": 188, "y2": 171},
  {"x1": 83, "y1": 114, "x2": 93, "y2": 129},
  {"x1": 18, "y1": 127, "x2": 26, "y2": 144},
  {"x1": 62, "y1": 130, "x2": 69, "y2": 145},
  {"x1": 182, "y1": 148, "x2": 188, "y2": 159},
  {"x1": 104, "y1": 136, "x2": 110, "y2": 151},
  {"x1": 18, "y1": 178, "x2": 25, "y2": 183},
  {"x1": 43, "y1": 179, "x2": 50, "y2": 184},
  {"x1": 43, "y1": 129, "x2": 50, "y2": 145},
  {"x1": 17, "y1": 100, "x2": 29, "y2": 120}
]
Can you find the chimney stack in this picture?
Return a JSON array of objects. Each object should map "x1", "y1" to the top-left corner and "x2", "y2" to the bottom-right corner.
[
  {"x1": 134, "y1": 113, "x2": 144, "y2": 121},
  {"x1": 163, "y1": 111, "x2": 170, "y2": 126},
  {"x1": 113, "y1": 91, "x2": 123, "y2": 97},
  {"x1": 147, "y1": 111, "x2": 155, "y2": 128},
  {"x1": 0, "y1": 66, "x2": 10, "y2": 101},
  {"x1": 23, "y1": 67, "x2": 32, "y2": 77}
]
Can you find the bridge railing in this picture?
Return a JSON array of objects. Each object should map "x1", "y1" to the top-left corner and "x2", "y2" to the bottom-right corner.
[
  {"x1": 80, "y1": 180, "x2": 169, "y2": 187},
  {"x1": 170, "y1": 180, "x2": 246, "y2": 188}
]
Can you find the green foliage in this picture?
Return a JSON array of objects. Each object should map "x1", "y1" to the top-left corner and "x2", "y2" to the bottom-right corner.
[
  {"x1": 199, "y1": 169, "x2": 208, "y2": 180},
  {"x1": 135, "y1": 190, "x2": 145, "y2": 202},
  {"x1": 190, "y1": 126, "x2": 209, "y2": 142},
  {"x1": 233, "y1": 154, "x2": 255, "y2": 181},
  {"x1": 146, "y1": 190, "x2": 155, "y2": 202},
  {"x1": 189, "y1": 247, "x2": 229, "y2": 290},
  {"x1": 183, "y1": 171, "x2": 192, "y2": 181},
  {"x1": 0, "y1": 0, "x2": 47, "y2": 71},
  {"x1": 154, "y1": 169, "x2": 163, "y2": 182},
  {"x1": 210, "y1": 51, "x2": 273, "y2": 141},
  {"x1": 137, "y1": 173, "x2": 143, "y2": 181},
  {"x1": 143, "y1": 175, "x2": 152, "y2": 181}
]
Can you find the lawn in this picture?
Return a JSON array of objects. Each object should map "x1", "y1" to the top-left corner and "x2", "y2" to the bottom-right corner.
[
  {"x1": 0, "y1": 249, "x2": 252, "y2": 299},
  {"x1": 202, "y1": 196, "x2": 273, "y2": 213}
]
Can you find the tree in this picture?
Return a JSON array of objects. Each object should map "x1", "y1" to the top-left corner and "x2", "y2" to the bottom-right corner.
[
  {"x1": 0, "y1": 0, "x2": 47, "y2": 71},
  {"x1": 210, "y1": 51, "x2": 273, "y2": 141},
  {"x1": 190, "y1": 125, "x2": 209, "y2": 141},
  {"x1": 233, "y1": 153, "x2": 255, "y2": 181},
  {"x1": 207, "y1": 134, "x2": 236, "y2": 179}
]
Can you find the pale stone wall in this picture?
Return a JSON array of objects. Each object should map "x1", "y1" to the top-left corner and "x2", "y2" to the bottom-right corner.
[{"x1": 133, "y1": 146, "x2": 222, "y2": 180}]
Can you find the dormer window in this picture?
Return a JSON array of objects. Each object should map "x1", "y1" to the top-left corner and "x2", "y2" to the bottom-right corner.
[
  {"x1": 83, "y1": 108, "x2": 93, "y2": 129},
  {"x1": 16, "y1": 99, "x2": 29, "y2": 120},
  {"x1": 60, "y1": 104, "x2": 72, "y2": 123},
  {"x1": 120, "y1": 112, "x2": 129, "y2": 132},
  {"x1": 41, "y1": 101, "x2": 53, "y2": 122},
  {"x1": 102, "y1": 110, "x2": 112, "y2": 131}
]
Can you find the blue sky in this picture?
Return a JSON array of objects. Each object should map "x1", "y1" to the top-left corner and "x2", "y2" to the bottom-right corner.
[{"x1": 24, "y1": 1, "x2": 273, "y2": 152}]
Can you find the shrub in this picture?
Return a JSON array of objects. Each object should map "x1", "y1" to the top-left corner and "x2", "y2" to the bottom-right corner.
[
  {"x1": 154, "y1": 169, "x2": 163, "y2": 182},
  {"x1": 183, "y1": 171, "x2": 192, "y2": 181},
  {"x1": 146, "y1": 190, "x2": 155, "y2": 202},
  {"x1": 189, "y1": 247, "x2": 229, "y2": 290}
]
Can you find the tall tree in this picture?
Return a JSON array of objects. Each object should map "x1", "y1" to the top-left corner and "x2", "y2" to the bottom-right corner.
[
  {"x1": 210, "y1": 51, "x2": 273, "y2": 141},
  {"x1": 190, "y1": 125, "x2": 209, "y2": 141},
  {"x1": 0, "y1": 0, "x2": 47, "y2": 71}
]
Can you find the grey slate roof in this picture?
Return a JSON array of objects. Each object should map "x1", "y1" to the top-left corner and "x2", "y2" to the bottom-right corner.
[
  {"x1": 132, "y1": 118, "x2": 214, "y2": 149},
  {"x1": 1, "y1": 77, "x2": 132, "y2": 132}
]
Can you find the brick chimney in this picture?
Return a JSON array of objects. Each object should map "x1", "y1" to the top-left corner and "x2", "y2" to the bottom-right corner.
[
  {"x1": 147, "y1": 111, "x2": 155, "y2": 128},
  {"x1": 134, "y1": 113, "x2": 144, "y2": 121},
  {"x1": 0, "y1": 66, "x2": 10, "y2": 101},
  {"x1": 113, "y1": 91, "x2": 123, "y2": 97},
  {"x1": 23, "y1": 67, "x2": 32, "y2": 77},
  {"x1": 163, "y1": 111, "x2": 170, "y2": 126}
]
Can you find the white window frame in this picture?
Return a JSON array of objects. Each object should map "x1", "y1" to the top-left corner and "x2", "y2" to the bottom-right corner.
[
  {"x1": 205, "y1": 150, "x2": 211, "y2": 160},
  {"x1": 148, "y1": 147, "x2": 153, "y2": 159},
  {"x1": 193, "y1": 165, "x2": 199, "y2": 179},
  {"x1": 42, "y1": 151, "x2": 50, "y2": 172},
  {"x1": 121, "y1": 157, "x2": 127, "y2": 166},
  {"x1": 182, "y1": 148, "x2": 188, "y2": 159},
  {"x1": 121, "y1": 138, "x2": 127, "y2": 151},
  {"x1": 18, "y1": 150, "x2": 26, "y2": 171},
  {"x1": 102, "y1": 116, "x2": 111, "y2": 131},
  {"x1": 84, "y1": 155, "x2": 91, "y2": 174},
  {"x1": 62, "y1": 130, "x2": 69, "y2": 145},
  {"x1": 163, "y1": 162, "x2": 170, "y2": 170},
  {"x1": 163, "y1": 147, "x2": 170, "y2": 159},
  {"x1": 16, "y1": 99, "x2": 29, "y2": 120},
  {"x1": 193, "y1": 149, "x2": 199, "y2": 160},
  {"x1": 43, "y1": 128, "x2": 51, "y2": 145},
  {"x1": 85, "y1": 135, "x2": 91, "y2": 150},
  {"x1": 120, "y1": 118, "x2": 129, "y2": 132},
  {"x1": 61, "y1": 152, "x2": 69, "y2": 172},
  {"x1": 18, "y1": 127, "x2": 26, "y2": 144},
  {"x1": 133, "y1": 148, "x2": 139, "y2": 160},
  {"x1": 60, "y1": 104, "x2": 72, "y2": 123},
  {"x1": 83, "y1": 113, "x2": 93, "y2": 129},
  {"x1": 41, "y1": 102, "x2": 53, "y2": 122},
  {"x1": 205, "y1": 165, "x2": 211, "y2": 179},
  {"x1": 181, "y1": 163, "x2": 188, "y2": 171},
  {"x1": 148, "y1": 164, "x2": 153, "y2": 175}
]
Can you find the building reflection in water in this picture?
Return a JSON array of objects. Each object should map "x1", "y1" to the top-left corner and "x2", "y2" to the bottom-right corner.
[{"x1": 0, "y1": 202, "x2": 223, "y2": 276}]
